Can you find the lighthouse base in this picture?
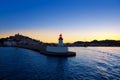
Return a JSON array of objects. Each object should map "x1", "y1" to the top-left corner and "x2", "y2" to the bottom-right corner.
[
  {"x1": 45, "y1": 46, "x2": 76, "y2": 57},
  {"x1": 46, "y1": 46, "x2": 68, "y2": 53}
]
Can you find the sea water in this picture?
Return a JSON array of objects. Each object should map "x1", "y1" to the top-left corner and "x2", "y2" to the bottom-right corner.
[{"x1": 0, "y1": 47, "x2": 120, "y2": 80}]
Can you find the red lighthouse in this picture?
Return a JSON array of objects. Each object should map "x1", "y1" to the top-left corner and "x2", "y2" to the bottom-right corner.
[{"x1": 58, "y1": 34, "x2": 63, "y2": 46}]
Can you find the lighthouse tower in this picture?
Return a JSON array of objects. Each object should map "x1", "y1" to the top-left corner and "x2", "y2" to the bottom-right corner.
[
  {"x1": 46, "y1": 34, "x2": 76, "y2": 56},
  {"x1": 46, "y1": 34, "x2": 68, "y2": 53},
  {"x1": 58, "y1": 34, "x2": 63, "y2": 46}
]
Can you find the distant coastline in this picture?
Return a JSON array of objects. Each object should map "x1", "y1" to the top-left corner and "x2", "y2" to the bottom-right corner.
[
  {"x1": 66, "y1": 40, "x2": 120, "y2": 47},
  {"x1": 0, "y1": 34, "x2": 120, "y2": 47}
]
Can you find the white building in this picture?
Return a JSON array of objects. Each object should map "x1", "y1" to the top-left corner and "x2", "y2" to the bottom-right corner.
[{"x1": 4, "y1": 39, "x2": 16, "y2": 46}]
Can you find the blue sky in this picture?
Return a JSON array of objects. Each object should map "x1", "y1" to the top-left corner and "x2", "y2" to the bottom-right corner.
[{"x1": 0, "y1": 0, "x2": 120, "y2": 43}]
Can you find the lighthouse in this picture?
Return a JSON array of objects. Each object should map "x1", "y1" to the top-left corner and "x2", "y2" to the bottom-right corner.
[
  {"x1": 46, "y1": 34, "x2": 76, "y2": 56},
  {"x1": 58, "y1": 34, "x2": 63, "y2": 46},
  {"x1": 46, "y1": 34, "x2": 68, "y2": 53}
]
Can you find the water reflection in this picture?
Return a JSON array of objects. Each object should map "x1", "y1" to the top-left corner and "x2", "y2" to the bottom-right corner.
[
  {"x1": 46, "y1": 57, "x2": 68, "y2": 80},
  {"x1": 0, "y1": 47, "x2": 120, "y2": 80}
]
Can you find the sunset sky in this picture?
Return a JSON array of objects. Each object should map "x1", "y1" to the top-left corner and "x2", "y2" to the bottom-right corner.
[{"x1": 0, "y1": 0, "x2": 120, "y2": 43}]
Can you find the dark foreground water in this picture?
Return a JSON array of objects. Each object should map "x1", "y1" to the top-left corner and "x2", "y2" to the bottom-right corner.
[{"x1": 0, "y1": 47, "x2": 120, "y2": 80}]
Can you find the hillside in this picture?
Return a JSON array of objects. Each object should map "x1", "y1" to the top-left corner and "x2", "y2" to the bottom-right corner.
[
  {"x1": 70, "y1": 40, "x2": 120, "y2": 47},
  {"x1": 0, "y1": 33, "x2": 43, "y2": 46}
]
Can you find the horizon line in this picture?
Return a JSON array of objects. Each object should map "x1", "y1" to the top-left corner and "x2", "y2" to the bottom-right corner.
[{"x1": 0, "y1": 33, "x2": 120, "y2": 43}]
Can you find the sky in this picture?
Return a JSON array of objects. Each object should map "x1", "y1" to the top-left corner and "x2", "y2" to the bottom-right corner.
[{"x1": 0, "y1": 0, "x2": 120, "y2": 43}]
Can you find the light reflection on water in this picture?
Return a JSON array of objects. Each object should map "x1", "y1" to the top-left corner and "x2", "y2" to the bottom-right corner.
[{"x1": 0, "y1": 47, "x2": 120, "y2": 80}]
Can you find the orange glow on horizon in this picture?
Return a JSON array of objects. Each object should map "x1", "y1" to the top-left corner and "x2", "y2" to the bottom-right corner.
[{"x1": 0, "y1": 30, "x2": 120, "y2": 43}]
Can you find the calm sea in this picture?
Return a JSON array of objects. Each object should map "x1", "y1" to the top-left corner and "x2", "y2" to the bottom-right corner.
[{"x1": 0, "y1": 47, "x2": 120, "y2": 80}]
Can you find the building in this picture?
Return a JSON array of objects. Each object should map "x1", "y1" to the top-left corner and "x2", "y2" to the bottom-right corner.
[
  {"x1": 46, "y1": 34, "x2": 68, "y2": 53},
  {"x1": 4, "y1": 39, "x2": 16, "y2": 46}
]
